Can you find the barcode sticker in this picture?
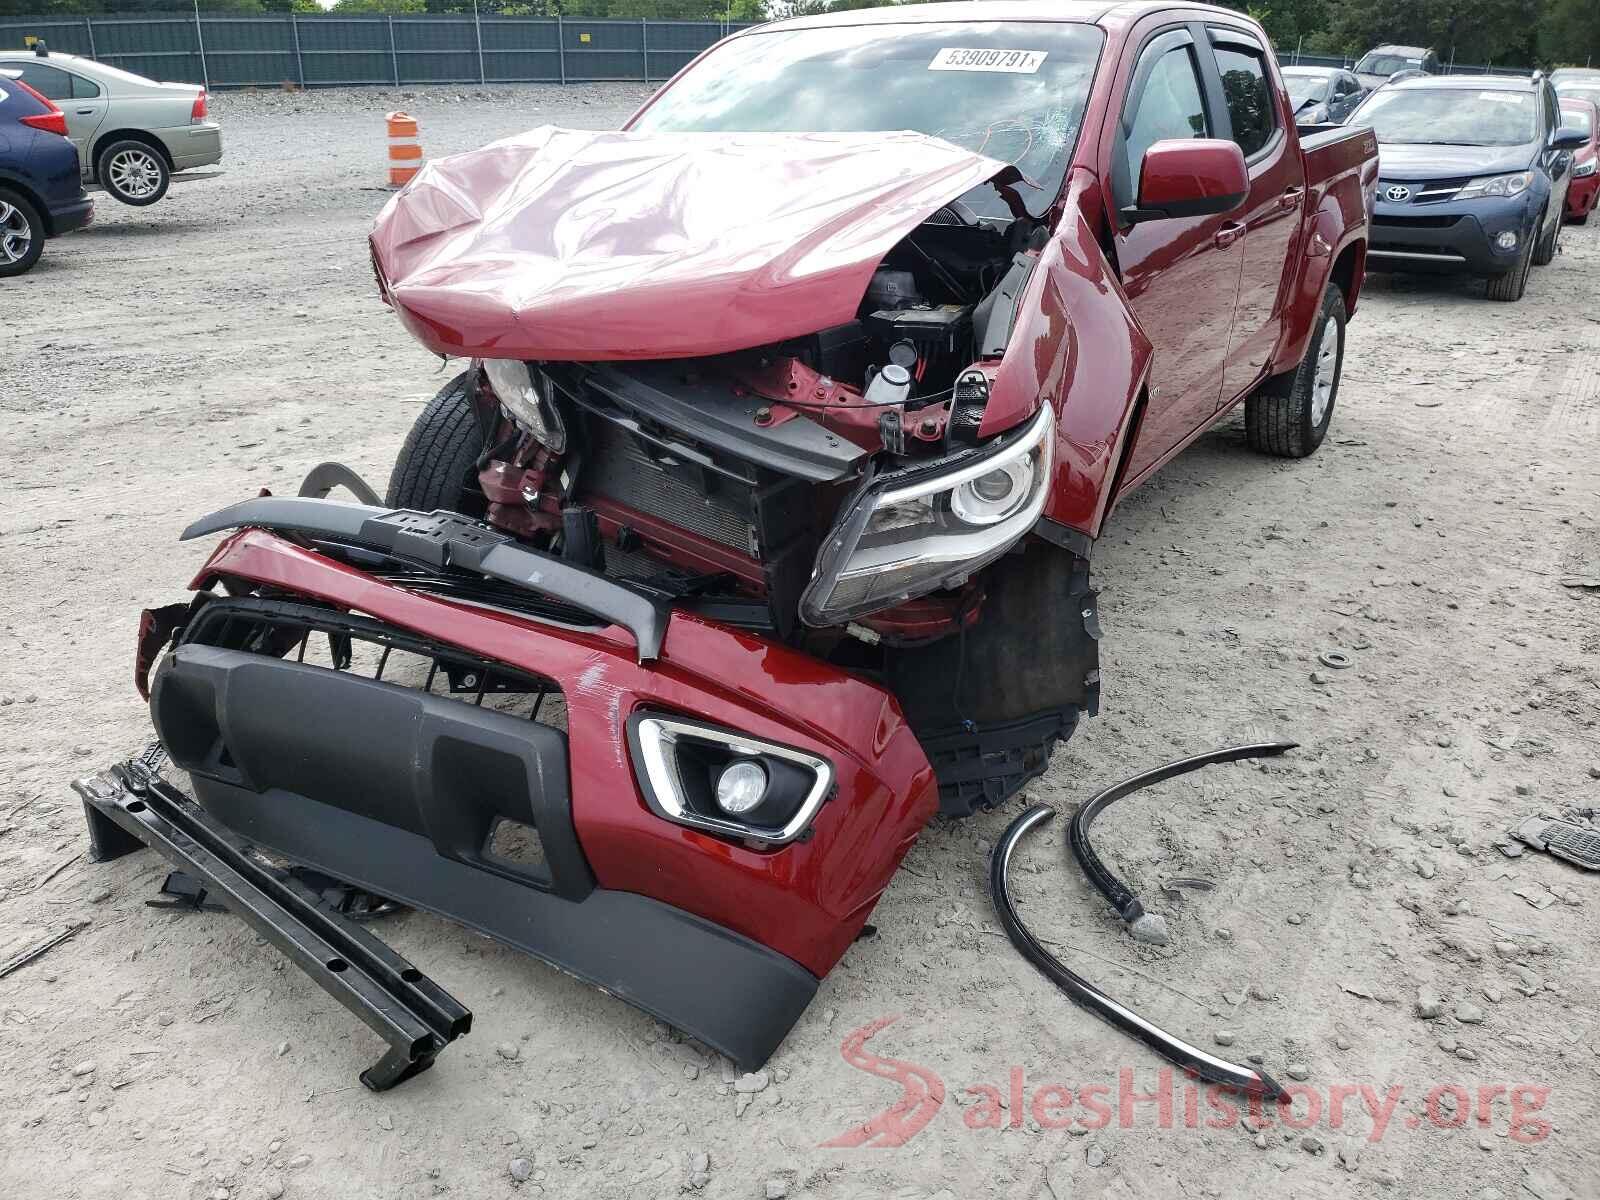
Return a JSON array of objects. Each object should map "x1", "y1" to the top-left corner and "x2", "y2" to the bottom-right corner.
[{"x1": 929, "y1": 48, "x2": 1048, "y2": 74}]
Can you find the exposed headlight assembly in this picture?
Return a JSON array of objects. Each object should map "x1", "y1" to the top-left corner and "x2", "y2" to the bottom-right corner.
[
  {"x1": 1575, "y1": 159, "x2": 1597, "y2": 178},
  {"x1": 481, "y1": 358, "x2": 567, "y2": 452},
  {"x1": 626, "y1": 714, "x2": 834, "y2": 846},
  {"x1": 800, "y1": 404, "x2": 1054, "y2": 627},
  {"x1": 1456, "y1": 170, "x2": 1534, "y2": 199}
]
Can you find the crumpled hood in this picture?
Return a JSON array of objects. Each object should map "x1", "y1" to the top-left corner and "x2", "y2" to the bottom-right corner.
[{"x1": 370, "y1": 126, "x2": 1007, "y2": 361}]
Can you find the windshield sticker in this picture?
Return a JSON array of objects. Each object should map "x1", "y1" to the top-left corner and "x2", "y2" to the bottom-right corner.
[
  {"x1": 929, "y1": 48, "x2": 1048, "y2": 74},
  {"x1": 1479, "y1": 92, "x2": 1526, "y2": 104}
]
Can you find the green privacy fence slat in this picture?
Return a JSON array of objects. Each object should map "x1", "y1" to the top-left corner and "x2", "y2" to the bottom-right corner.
[{"x1": 0, "y1": 13, "x2": 753, "y2": 89}]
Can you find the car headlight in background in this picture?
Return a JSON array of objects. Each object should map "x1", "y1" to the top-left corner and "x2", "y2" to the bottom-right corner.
[
  {"x1": 481, "y1": 358, "x2": 567, "y2": 452},
  {"x1": 1456, "y1": 171, "x2": 1534, "y2": 199},
  {"x1": 1575, "y1": 159, "x2": 1597, "y2": 178},
  {"x1": 626, "y1": 714, "x2": 834, "y2": 846},
  {"x1": 800, "y1": 404, "x2": 1054, "y2": 627}
]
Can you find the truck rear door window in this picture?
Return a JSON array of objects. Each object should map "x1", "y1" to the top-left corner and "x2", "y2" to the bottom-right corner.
[{"x1": 1214, "y1": 44, "x2": 1277, "y2": 158}]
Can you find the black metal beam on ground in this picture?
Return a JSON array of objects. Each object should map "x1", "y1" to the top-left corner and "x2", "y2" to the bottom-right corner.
[{"x1": 73, "y1": 761, "x2": 471, "y2": 1091}]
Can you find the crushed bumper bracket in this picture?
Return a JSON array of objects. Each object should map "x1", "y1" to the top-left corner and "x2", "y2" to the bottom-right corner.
[{"x1": 73, "y1": 760, "x2": 472, "y2": 1092}]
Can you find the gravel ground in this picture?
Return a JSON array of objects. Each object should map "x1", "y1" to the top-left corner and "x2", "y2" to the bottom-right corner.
[{"x1": 2, "y1": 84, "x2": 1598, "y2": 1200}]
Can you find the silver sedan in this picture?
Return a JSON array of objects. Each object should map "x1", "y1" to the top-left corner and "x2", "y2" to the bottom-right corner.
[{"x1": 0, "y1": 46, "x2": 222, "y2": 206}]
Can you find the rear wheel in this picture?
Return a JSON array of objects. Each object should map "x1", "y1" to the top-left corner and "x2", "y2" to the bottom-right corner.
[
  {"x1": 386, "y1": 369, "x2": 489, "y2": 516},
  {"x1": 1245, "y1": 283, "x2": 1345, "y2": 458},
  {"x1": 97, "y1": 139, "x2": 170, "y2": 206},
  {"x1": 0, "y1": 188, "x2": 45, "y2": 278}
]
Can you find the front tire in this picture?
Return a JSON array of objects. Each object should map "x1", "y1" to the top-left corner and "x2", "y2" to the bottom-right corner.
[
  {"x1": 386, "y1": 369, "x2": 488, "y2": 516},
  {"x1": 97, "y1": 140, "x2": 170, "y2": 206},
  {"x1": 1245, "y1": 283, "x2": 1345, "y2": 458},
  {"x1": 1485, "y1": 236, "x2": 1533, "y2": 302},
  {"x1": 0, "y1": 188, "x2": 45, "y2": 277},
  {"x1": 887, "y1": 550, "x2": 1099, "y2": 818},
  {"x1": 1532, "y1": 207, "x2": 1559, "y2": 266}
]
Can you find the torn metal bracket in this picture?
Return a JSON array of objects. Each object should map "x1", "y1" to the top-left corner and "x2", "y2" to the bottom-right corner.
[
  {"x1": 991, "y1": 804, "x2": 1282, "y2": 1099},
  {"x1": 1068, "y1": 741, "x2": 1297, "y2": 936},
  {"x1": 73, "y1": 763, "x2": 471, "y2": 1091}
]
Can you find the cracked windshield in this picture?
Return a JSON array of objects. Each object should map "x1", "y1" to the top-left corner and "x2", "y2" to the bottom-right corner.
[{"x1": 630, "y1": 21, "x2": 1104, "y2": 219}]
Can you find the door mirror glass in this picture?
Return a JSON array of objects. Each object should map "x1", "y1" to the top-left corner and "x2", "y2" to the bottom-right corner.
[{"x1": 1126, "y1": 138, "x2": 1249, "y2": 223}]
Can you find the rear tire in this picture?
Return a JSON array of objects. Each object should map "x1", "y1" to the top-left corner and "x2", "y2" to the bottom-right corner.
[
  {"x1": 1532, "y1": 208, "x2": 1559, "y2": 266},
  {"x1": 1245, "y1": 283, "x2": 1345, "y2": 458},
  {"x1": 386, "y1": 369, "x2": 488, "y2": 516},
  {"x1": 96, "y1": 139, "x2": 171, "y2": 207},
  {"x1": 1573, "y1": 213, "x2": 1590, "y2": 226},
  {"x1": 0, "y1": 188, "x2": 45, "y2": 278},
  {"x1": 1485, "y1": 236, "x2": 1533, "y2": 302}
]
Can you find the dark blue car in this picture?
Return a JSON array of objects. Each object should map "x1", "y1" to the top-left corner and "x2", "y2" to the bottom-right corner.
[
  {"x1": 1350, "y1": 74, "x2": 1589, "y2": 301},
  {"x1": 0, "y1": 70, "x2": 93, "y2": 277}
]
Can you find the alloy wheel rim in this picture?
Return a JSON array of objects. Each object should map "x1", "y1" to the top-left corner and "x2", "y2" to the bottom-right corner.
[
  {"x1": 1310, "y1": 314, "x2": 1339, "y2": 426},
  {"x1": 109, "y1": 149, "x2": 161, "y2": 198},
  {"x1": 0, "y1": 200, "x2": 31, "y2": 264}
]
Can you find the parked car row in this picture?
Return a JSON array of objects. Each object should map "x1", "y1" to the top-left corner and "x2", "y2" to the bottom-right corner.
[
  {"x1": 1341, "y1": 72, "x2": 1593, "y2": 300},
  {"x1": 0, "y1": 43, "x2": 223, "y2": 277}
]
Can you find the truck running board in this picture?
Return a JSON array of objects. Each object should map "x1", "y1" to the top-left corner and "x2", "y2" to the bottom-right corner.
[{"x1": 72, "y1": 759, "x2": 471, "y2": 1092}]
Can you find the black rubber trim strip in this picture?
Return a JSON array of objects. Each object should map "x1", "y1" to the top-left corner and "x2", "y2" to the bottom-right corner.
[
  {"x1": 73, "y1": 763, "x2": 471, "y2": 1091},
  {"x1": 990, "y1": 804, "x2": 1283, "y2": 1099},
  {"x1": 179, "y1": 497, "x2": 669, "y2": 662},
  {"x1": 1068, "y1": 741, "x2": 1297, "y2": 928}
]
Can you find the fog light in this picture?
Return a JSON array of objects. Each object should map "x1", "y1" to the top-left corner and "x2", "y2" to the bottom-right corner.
[
  {"x1": 715, "y1": 760, "x2": 768, "y2": 815},
  {"x1": 1495, "y1": 231, "x2": 1518, "y2": 251}
]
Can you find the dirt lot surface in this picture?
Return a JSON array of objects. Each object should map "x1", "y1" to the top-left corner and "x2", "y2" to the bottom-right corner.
[{"x1": 2, "y1": 84, "x2": 1598, "y2": 1200}]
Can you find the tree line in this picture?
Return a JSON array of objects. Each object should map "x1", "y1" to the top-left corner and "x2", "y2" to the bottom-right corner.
[{"x1": 2, "y1": 0, "x2": 1595, "y2": 69}]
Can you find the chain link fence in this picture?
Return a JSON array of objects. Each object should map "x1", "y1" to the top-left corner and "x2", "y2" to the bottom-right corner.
[{"x1": 0, "y1": 11, "x2": 755, "y2": 89}]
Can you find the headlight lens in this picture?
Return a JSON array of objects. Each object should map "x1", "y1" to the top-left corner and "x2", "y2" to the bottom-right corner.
[
  {"x1": 800, "y1": 404, "x2": 1054, "y2": 626},
  {"x1": 481, "y1": 358, "x2": 567, "y2": 452},
  {"x1": 1575, "y1": 158, "x2": 1597, "y2": 178},
  {"x1": 1456, "y1": 170, "x2": 1534, "y2": 199}
]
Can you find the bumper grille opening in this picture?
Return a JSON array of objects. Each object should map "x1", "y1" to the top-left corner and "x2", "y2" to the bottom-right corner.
[{"x1": 183, "y1": 596, "x2": 566, "y2": 731}]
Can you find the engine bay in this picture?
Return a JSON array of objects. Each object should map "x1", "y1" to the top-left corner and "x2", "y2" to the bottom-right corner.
[{"x1": 471, "y1": 212, "x2": 1043, "y2": 647}]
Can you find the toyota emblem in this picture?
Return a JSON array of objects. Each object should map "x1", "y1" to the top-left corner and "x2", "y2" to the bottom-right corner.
[{"x1": 1384, "y1": 184, "x2": 1412, "y2": 202}]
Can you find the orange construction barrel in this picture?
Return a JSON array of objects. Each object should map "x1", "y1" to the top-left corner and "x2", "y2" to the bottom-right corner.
[{"x1": 387, "y1": 111, "x2": 422, "y2": 187}]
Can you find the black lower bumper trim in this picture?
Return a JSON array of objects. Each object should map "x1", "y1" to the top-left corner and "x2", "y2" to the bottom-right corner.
[
  {"x1": 73, "y1": 762, "x2": 471, "y2": 1091},
  {"x1": 186, "y1": 773, "x2": 818, "y2": 1070}
]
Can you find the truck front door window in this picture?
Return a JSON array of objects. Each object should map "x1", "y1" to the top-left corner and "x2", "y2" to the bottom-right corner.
[
  {"x1": 1114, "y1": 33, "x2": 1239, "y2": 483},
  {"x1": 1124, "y1": 46, "x2": 1209, "y2": 194}
]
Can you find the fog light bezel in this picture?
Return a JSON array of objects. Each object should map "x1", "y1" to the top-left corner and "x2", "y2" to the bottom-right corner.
[{"x1": 626, "y1": 712, "x2": 835, "y2": 846}]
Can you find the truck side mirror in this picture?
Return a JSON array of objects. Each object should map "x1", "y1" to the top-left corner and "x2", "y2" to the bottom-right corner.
[
  {"x1": 1123, "y1": 139, "x2": 1249, "y2": 225},
  {"x1": 1552, "y1": 126, "x2": 1588, "y2": 151}
]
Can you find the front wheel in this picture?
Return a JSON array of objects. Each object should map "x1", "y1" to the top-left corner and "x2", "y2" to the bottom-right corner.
[
  {"x1": 1532, "y1": 208, "x2": 1559, "y2": 266},
  {"x1": 1245, "y1": 283, "x2": 1346, "y2": 458},
  {"x1": 0, "y1": 188, "x2": 45, "y2": 277},
  {"x1": 386, "y1": 369, "x2": 488, "y2": 516},
  {"x1": 1485, "y1": 236, "x2": 1533, "y2": 302},
  {"x1": 97, "y1": 140, "x2": 170, "y2": 206}
]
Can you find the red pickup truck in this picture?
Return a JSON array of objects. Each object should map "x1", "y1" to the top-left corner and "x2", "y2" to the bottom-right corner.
[{"x1": 119, "y1": 2, "x2": 1377, "y2": 1073}]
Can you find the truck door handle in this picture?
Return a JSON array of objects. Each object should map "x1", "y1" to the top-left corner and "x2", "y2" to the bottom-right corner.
[
  {"x1": 1213, "y1": 222, "x2": 1244, "y2": 249},
  {"x1": 76, "y1": 108, "x2": 94, "y2": 114},
  {"x1": 1278, "y1": 187, "x2": 1305, "y2": 210}
]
